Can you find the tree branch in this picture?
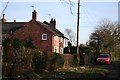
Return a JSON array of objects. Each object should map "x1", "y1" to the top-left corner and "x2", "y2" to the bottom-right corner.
[
  {"x1": 0, "y1": 1, "x2": 10, "y2": 18},
  {"x1": 60, "y1": 0, "x2": 75, "y2": 15}
]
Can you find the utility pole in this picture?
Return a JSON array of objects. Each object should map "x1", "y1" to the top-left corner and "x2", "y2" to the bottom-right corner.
[{"x1": 76, "y1": 0, "x2": 80, "y2": 65}]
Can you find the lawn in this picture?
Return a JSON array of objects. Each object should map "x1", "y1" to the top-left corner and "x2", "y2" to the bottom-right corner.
[
  {"x1": 36, "y1": 67, "x2": 109, "y2": 80},
  {"x1": 1, "y1": 67, "x2": 109, "y2": 80}
]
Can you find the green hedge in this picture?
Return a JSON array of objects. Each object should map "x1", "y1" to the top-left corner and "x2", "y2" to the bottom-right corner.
[
  {"x1": 32, "y1": 52, "x2": 48, "y2": 72},
  {"x1": 63, "y1": 46, "x2": 92, "y2": 55}
]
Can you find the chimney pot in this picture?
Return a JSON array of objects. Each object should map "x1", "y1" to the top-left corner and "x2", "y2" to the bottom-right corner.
[
  {"x1": 32, "y1": 10, "x2": 37, "y2": 20},
  {"x1": 14, "y1": 20, "x2": 16, "y2": 22},
  {"x1": 51, "y1": 18, "x2": 53, "y2": 21}
]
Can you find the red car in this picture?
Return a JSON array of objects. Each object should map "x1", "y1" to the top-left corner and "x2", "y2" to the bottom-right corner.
[{"x1": 97, "y1": 54, "x2": 111, "y2": 64}]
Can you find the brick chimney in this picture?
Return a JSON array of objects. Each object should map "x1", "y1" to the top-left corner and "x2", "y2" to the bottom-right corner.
[
  {"x1": 50, "y1": 18, "x2": 56, "y2": 30},
  {"x1": 1, "y1": 14, "x2": 6, "y2": 22},
  {"x1": 32, "y1": 10, "x2": 37, "y2": 21}
]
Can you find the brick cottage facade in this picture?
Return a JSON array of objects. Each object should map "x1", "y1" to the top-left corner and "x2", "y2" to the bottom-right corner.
[{"x1": 2, "y1": 10, "x2": 68, "y2": 53}]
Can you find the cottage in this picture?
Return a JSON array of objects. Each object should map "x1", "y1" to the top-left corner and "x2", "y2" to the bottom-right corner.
[{"x1": 2, "y1": 10, "x2": 68, "y2": 53}]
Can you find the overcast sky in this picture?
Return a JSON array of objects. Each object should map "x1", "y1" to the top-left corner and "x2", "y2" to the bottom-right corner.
[{"x1": 0, "y1": 0, "x2": 119, "y2": 44}]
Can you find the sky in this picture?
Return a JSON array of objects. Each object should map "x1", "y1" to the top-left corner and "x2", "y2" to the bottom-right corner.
[{"x1": 0, "y1": 0, "x2": 119, "y2": 44}]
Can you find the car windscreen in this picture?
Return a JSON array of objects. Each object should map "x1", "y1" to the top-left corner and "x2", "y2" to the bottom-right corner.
[{"x1": 98, "y1": 54, "x2": 109, "y2": 58}]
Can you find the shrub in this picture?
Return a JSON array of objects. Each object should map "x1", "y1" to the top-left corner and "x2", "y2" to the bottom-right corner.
[
  {"x1": 70, "y1": 46, "x2": 77, "y2": 54},
  {"x1": 63, "y1": 47, "x2": 70, "y2": 53},
  {"x1": 32, "y1": 52, "x2": 48, "y2": 72},
  {"x1": 12, "y1": 38, "x2": 24, "y2": 49},
  {"x1": 25, "y1": 37, "x2": 35, "y2": 50},
  {"x1": 2, "y1": 46, "x2": 33, "y2": 79},
  {"x1": 64, "y1": 46, "x2": 92, "y2": 55},
  {"x1": 2, "y1": 38, "x2": 11, "y2": 48}
]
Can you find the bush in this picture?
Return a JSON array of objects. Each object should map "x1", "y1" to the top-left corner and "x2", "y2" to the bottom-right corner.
[
  {"x1": 70, "y1": 46, "x2": 77, "y2": 54},
  {"x1": 80, "y1": 47, "x2": 91, "y2": 55},
  {"x1": 63, "y1": 46, "x2": 77, "y2": 54},
  {"x1": 63, "y1": 47, "x2": 70, "y2": 53},
  {"x1": 2, "y1": 38, "x2": 11, "y2": 47},
  {"x1": 25, "y1": 37, "x2": 35, "y2": 50},
  {"x1": 12, "y1": 38, "x2": 24, "y2": 49},
  {"x1": 46, "y1": 53, "x2": 64, "y2": 71},
  {"x1": 64, "y1": 46, "x2": 92, "y2": 55},
  {"x1": 2, "y1": 46, "x2": 33, "y2": 79},
  {"x1": 32, "y1": 52, "x2": 48, "y2": 72}
]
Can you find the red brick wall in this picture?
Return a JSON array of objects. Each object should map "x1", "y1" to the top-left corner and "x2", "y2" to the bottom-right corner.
[
  {"x1": 14, "y1": 20, "x2": 53, "y2": 52},
  {"x1": 53, "y1": 36, "x2": 64, "y2": 53}
]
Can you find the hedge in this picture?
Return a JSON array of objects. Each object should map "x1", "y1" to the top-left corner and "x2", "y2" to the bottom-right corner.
[{"x1": 63, "y1": 46, "x2": 92, "y2": 55}]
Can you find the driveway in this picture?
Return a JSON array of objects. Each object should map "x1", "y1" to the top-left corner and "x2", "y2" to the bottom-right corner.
[{"x1": 92, "y1": 61, "x2": 120, "y2": 80}]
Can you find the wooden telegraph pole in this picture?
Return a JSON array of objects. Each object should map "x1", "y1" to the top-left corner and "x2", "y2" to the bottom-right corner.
[{"x1": 76, "y1": 0, "x2": 80, "y2": 66}]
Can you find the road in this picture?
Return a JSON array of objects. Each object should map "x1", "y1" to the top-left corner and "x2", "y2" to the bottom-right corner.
[{"x1": 93, "y1": 61, "x2": 120, "y2": 80}]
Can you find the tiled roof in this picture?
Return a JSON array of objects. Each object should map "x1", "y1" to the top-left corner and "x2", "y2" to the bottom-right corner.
[
  {"x1": 43, "y1": 21, "x2": 68, "y2": 39},
  {"x1": 2, "y1": 21, "x2": 68, "y2": 39},
  {"x1": 2, "y1": 22, "x2": 26, "y2": 33},
  {"x1": 41, "y1": 21, "x2": 64, "y2": 37}
]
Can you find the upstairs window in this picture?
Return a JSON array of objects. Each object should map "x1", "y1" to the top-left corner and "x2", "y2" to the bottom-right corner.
[
  {"x1": 42, "y1": 34, "x2": 47, "y2": 40},
  {"x1": 54, "y1": 36, "x2": 58, "y2": 41}
]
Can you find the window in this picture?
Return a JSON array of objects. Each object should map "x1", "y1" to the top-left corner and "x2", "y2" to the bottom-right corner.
[
  {"x1": 60, "y1": 37, "x2": 63, "y2": 42},
  {"x1": 42, "y1": 34, "x2": 47, "y2": 40},
  {"x1": 54, "y1": 46, "x2": 59, "y2": 53},
  {"x1": 54, "y1": 36, "x2": 58, "y2": 41},
  {"x1": 60, "y1": 48, "x2": 63, "y2": 54}
]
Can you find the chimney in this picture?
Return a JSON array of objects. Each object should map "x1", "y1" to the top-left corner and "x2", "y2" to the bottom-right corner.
[
  {"x1": 1, "y1": 14, "x2": 6, "y2": 22},
  {"x1": 32, "y1": 10, "x2": 37, "y2": 21},
  {"x1": 14, "y1": 20, "x2": 16, "y2": 22},
  {"x1": 50, "y1": 18, "x2": 56, "y2": 30}
]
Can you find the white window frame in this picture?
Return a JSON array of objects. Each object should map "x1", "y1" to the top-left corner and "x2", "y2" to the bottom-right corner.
[
  {"x1": 54, "y1": 46, "x2": 59, "y2": 53},
  {"x1": 42, "y1": 34, "x2": 47, "y2": 40},
  {"x1": 60, "y1": 48, "x2": 63, "y2": 54},
  {"x1": 54, "y1": 36, "x2": 58, "y2": 41}
]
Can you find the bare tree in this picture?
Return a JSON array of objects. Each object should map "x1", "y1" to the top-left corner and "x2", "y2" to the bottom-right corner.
[
  {"x1": 64, "y1": 28, "x2": 76, "y2": 46},
  {"x1": 89, "y1": 18, "x2": 119, "y2": 58},
  {"x1": 60, "y1": 0, "x2": 75, "y2": 15}
]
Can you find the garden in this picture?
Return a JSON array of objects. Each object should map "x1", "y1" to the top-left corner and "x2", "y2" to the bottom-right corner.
[{"x1": 2, "y1": 38, "x2": 109, "y2": 80}]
